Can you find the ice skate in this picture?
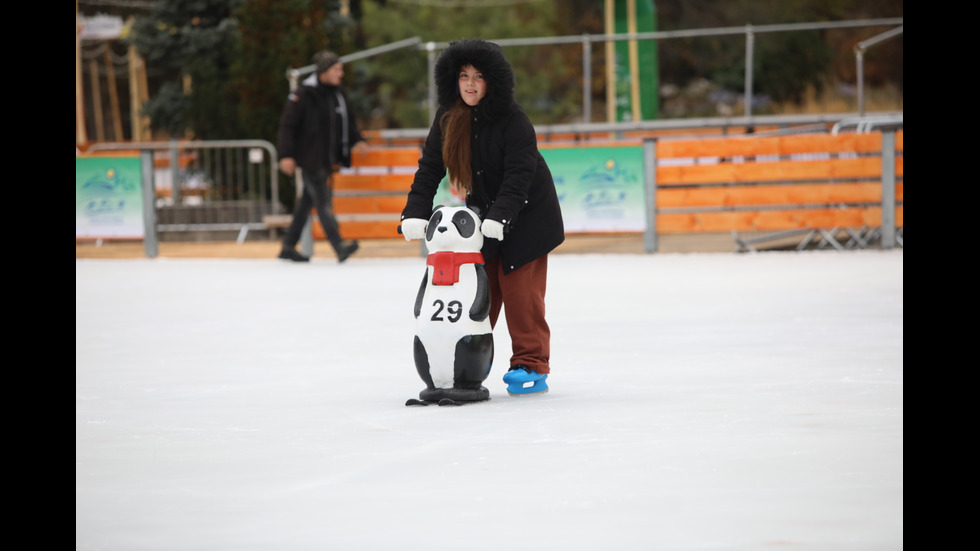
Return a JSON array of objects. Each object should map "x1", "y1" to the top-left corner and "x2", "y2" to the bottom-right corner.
[{"x1": 503, "y1": 365, "x2": 549, "y2": 396}]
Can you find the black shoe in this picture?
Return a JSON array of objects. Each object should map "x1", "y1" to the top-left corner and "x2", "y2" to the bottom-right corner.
[
  {"x1": 337, "y1": 240, "x2": 359, "y2": 263},
  {"x1": 278, "y1": 247, "x2": 309, "y2": 262}
]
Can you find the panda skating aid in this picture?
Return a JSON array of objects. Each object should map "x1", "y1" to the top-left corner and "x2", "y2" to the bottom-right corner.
[{"x1": 405, "y1": 205, "x2": 494, "y2": 406}]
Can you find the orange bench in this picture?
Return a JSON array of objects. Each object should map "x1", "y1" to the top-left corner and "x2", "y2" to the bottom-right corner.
[{"x1": 648, "y1": 130, "x2": 904, "y2": 251}]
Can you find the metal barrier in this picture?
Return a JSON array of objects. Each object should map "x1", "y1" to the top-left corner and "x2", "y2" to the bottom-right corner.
[
  {"x1": 86, "y1": 140, "x2": 281, "y2": 248},
  {"x1": 81, "y1": 115, "x2": 903, "y2": 259},
  {"x1": 831, "y1": 114, "x2": 903, "y2": 134},
  {"x1": 285, "y1": 19, "x2": 901, "y2": 126}
]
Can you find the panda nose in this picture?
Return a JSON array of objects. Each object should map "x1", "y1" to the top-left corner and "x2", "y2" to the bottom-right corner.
[{"x1": 437, "y1": 226, "x2": 448, "y2": 233}]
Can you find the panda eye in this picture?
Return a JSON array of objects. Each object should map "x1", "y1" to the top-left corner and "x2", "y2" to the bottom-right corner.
[{"x1": 452, "y1": 211, "x2": 476, "y2": 238}]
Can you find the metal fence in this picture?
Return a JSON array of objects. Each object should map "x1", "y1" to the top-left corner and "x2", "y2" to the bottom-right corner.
[
  {"x1": 289, "y1": 18, "x2": 903, "y2": 125},
  {"x1": 87, "y1": 139, "x2": 281, "y2": 249},
  {"x1": 82, "y1": 113, "x2": 901, "y2": 258}
]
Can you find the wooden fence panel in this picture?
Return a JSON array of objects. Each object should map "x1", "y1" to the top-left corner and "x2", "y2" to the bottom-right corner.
[
  {"x1": 657, "y1": 132, "x2": 891, "y2": 158},
  {"x1": 658, "y1": 156, "x2": 887, "y2": 185},
  {"x1": 651, "y1": 130, "x2": 903, "y2": 239},
  {"x1": 659, "y1": 182, "x2": 904, "y2": 208},
  {"x1": 657, "y1": 206, "x2": 904, "y2": 234},
  {"x1": 312, "y1": 147, "x2": 419, "y2": 240}
]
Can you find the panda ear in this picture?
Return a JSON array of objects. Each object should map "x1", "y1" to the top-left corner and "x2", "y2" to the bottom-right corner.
[{"x1": 468, "y1": 205, "x2": 482, "y2": 218}]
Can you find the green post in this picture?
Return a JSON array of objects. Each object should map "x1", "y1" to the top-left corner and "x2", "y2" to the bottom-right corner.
[{"x1": 614, "y1": 0, "x2": 659, "y2": 121}]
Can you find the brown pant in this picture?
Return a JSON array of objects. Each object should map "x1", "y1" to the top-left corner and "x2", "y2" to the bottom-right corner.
[{"x1": 486, "y1": 254, "x2": 551, "y2": 374}]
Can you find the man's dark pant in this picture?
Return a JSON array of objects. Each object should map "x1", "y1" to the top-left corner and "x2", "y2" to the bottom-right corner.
[{"x1": 283, "y1": 168, "x2": 344, "y2": 252}]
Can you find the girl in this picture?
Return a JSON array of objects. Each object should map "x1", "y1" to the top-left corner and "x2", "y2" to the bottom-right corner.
[{"x1": 400, "y1": 39, "x2": 565, "y2": 395}]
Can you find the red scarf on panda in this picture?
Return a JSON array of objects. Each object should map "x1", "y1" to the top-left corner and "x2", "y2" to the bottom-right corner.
[{"x1": 427, "y1": 251, "x2": 485, "y2": 285}]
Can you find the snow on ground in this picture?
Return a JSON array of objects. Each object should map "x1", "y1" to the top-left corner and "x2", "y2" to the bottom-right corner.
[{"x1": 76, "y1": 249, "x2": 903, "y2": 551}]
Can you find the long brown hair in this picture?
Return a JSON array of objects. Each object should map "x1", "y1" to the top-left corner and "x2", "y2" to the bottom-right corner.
[{"x1": 441, "y1": 99, "x2": 472, "y2": 194}]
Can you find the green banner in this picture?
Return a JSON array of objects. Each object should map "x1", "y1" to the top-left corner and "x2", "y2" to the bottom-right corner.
[
  {"x1": 543, "y1": 145, "x2": 645, "y2": 233},
  {"x1": 76, "y1": 156, "x2": 145, "y2": 239}
]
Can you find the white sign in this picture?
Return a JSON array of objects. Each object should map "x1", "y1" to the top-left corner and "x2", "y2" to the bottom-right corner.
[{"x1": 78, "y1": 15, "x2": 124, "y2": 40}]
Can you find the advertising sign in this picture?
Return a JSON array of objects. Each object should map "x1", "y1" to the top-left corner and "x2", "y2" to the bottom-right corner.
[
  {"x1": 543, "y1": 145, "x2": 646, "y2": 233},
  {"x1": 76, "y1": 156, "x2": 145, "y2": 239}
]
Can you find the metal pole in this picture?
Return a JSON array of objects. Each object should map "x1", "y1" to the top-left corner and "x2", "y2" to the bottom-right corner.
[
  {"x1": 854, "y1": 26, "x2": 903, "y2": 119},
  {"x1": 856, "y1": 49, "x2": 865, "y2": 116},
  {"x1": 341, "y1": 36, "x2": 422, "y2": 63},
  {"x1": 643, "y1": 138, "x2": 658, "y2": 253},
  {"x1": 427, "y1": 41, "x2": 437, "y2": 125},
  {"x1": 605, "y1": 0, "x2": 616, "y2": 123},
  {"x1": 141, "y1": 150, "x2": 158, "y2": 258},
  {"x1": 582, "y1": 35, "x2": 592, "y2": 123},
  {"x1": 744, "y1": 24, "x2": 754, "y2": 120},
  {"x1": 880, "y1": 129, "x2": 896, "y2": 249},
  {"x1": 289, "y1": 36, "x2": 424, "y2": 78},
  {"x1": 169, "y1": 138, "x2": 180, "y2": 204}
]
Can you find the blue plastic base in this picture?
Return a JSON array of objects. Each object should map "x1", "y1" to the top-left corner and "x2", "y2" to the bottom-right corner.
[{"x1": 503, "y1": 369, "x2": 549, "y2": 395}]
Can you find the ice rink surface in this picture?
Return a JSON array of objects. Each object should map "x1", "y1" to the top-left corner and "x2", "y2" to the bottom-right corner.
[{"x1": 76, "y1": 249, "x2": 903, "y2": 550}]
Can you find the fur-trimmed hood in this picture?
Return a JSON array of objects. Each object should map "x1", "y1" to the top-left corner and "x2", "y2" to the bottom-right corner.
[{"x1": 435, "y1": 39, "x2": 515, "y2": 121}]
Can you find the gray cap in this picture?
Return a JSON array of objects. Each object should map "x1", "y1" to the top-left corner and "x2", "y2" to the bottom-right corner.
[{"x1": 313, "y1": 50, "x2": 341, "y2": 74}]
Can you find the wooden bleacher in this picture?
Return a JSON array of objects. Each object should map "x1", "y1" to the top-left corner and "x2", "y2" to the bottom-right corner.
[{"x1": 650, "y1": 130, "x2": 904, "y2": 250}]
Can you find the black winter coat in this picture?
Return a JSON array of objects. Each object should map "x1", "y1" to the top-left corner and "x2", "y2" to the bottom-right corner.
[
  {"x1": 401, "y1": 39, "x2": 565, "y2": 274},
  {"x1": 278, "y1": 76, "x2": 363, "y2": 173}
]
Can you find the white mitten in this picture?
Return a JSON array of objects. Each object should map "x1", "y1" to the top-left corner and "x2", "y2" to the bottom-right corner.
[
  {"x1": 481, "y1": 219, "x2": 505, "y2": 241},
  {"x1": 401, "y1": 218, "x2": 428, "y2": 241}
]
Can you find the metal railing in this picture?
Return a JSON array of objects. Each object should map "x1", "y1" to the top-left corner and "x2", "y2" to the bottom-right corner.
[
  {"x1": 284, "y1": 19, "x2": 902, "y2": 126},
  {"x1": 86, "y1": 139, "x2": 281, "y2": 252},
  {"x1": 369, "y1": 111, "x2": 904, "y2": 144}
]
